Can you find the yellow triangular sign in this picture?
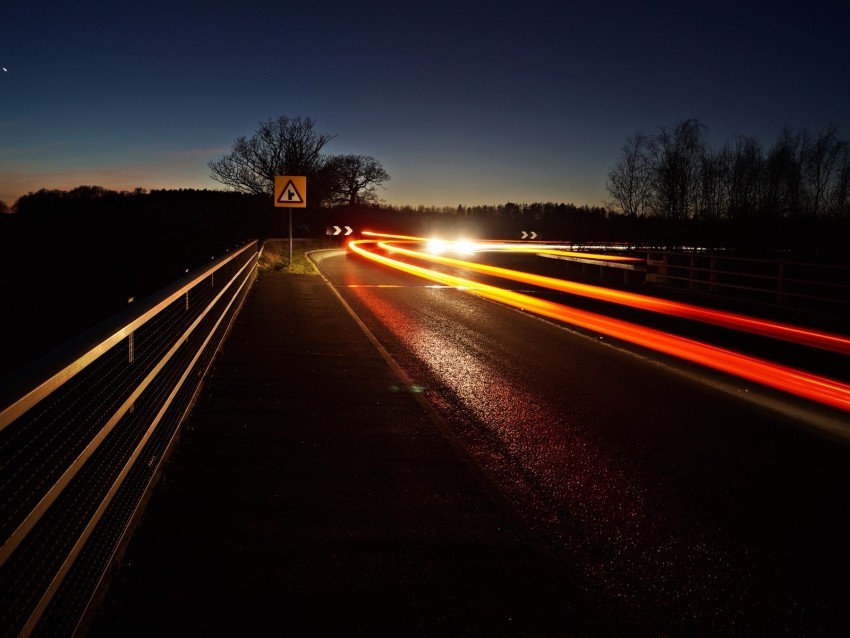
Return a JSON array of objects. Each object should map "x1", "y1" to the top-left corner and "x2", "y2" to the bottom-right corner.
[{"x1": 277, "y1": 179, "x2": 304, "y2": 204}]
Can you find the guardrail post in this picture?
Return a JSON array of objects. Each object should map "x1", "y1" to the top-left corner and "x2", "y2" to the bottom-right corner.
[
  {"x1": 709, "y1": 257, "x2": 718, "y2": 294},
  {"x1": 645, "y1": 251, "x2": 669, "y2": 285},
  {"x1": 689, "y1": 255, "x2": 699, "y2": 291}
]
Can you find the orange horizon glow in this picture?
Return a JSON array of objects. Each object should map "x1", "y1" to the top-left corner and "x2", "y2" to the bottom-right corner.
[{"x1": 348, "y1": 238, "x2": 850, "y2": 413}]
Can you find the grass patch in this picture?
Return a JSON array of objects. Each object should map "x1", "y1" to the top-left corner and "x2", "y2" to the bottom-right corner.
[{"x1": 258, "y1": 238, "x2": 343, "y2": 274}]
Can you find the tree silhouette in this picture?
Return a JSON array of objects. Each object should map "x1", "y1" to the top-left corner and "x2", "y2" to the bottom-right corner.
[
  {"x1": 209, "y1": 115, "x2": 335, "y2": 201},
  {"x1": 609, "y1": 120, "x2": 850, "y2": 221},
  {"x1": 647, "y1": 119, "x2": 707, "y2": 221},
  {"x1": 606, "y1": 133, "x2": 650, "y2": 216},
  {"x1": 323, "y1": 154, "x2": 390, "y2": 205},
  {"x1": 209, "y1": 115, "x2": 392, "y2": 209}
]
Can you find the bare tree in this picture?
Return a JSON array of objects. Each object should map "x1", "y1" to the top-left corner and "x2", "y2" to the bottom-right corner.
[
  {"x1": 828, "y1": 143, "x2": 850, "y2": 218},
  {"x1": 606, "y1": 132, "x2": 651, "y2": 216},
  {"x1": 760, "y1": 128, "x2": 802, "y2": 219},
  {"x1": 696, "y1": 145, "x2": 730, "y2": 221},
  {"x1": 609, "y1": 121, "x2": 849, "y2": 223},
  {"x1": 322, "y1": 154, "x2": 390, "y2": 205},
  {"x1": 801, "y1": 124, "x2": 844, "y2": 217},
  {"x1": 208, "y1": 115, "x2": 335, "y2": 199},
  {"x1": 646, "y1": 119, "x2": 706, "y2": 221},
  {"x1": 726, "y1": 134, "x2": 763, "y2": 220}
]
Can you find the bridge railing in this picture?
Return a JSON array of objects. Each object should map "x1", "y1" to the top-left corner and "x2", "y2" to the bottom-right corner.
[
  {"x1": 539, "y1": 247, "x2": 849, "y2": 318},
  {"x1": 0, "y1": 240, "x2": 259, "y2": 637},
  {"x1": 646, "y1": 251, "x2": 850, "y2": 313}
]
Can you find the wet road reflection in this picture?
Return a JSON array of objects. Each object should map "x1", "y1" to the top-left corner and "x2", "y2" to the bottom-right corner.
[
  {"x1": 349, "y1": 237, "x2": 850, "y2": 413},
  {"x1": 318, "y1": 245, "x2": 850, "y2": 637}
]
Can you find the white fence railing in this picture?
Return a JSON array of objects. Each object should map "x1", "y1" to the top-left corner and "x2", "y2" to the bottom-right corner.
[{"x1": 0, "y1": 240, "x2": 258, "y2": 637}]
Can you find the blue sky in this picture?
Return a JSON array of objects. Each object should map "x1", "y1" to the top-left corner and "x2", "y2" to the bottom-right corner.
[{"x1": 2, "y1": 0, "x2": 848, "y2": 208}]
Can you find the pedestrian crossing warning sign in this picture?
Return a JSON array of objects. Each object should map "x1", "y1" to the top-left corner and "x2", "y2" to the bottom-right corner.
[{"x1": 274, "y1": 176, "x2": 307, "y2": 208}]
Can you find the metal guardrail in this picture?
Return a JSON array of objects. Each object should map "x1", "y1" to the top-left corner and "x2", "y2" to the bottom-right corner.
[
  {"x1": 540, "y1": 248, "x2": 849, "y2": 315},
  {"x1": 0, "y1": 240, "x2": 259, "y2": 637},
  {"x1": 646, "y1": 251, "x2": 850, "y2": 312},
  {"x1": 538, "y1": 252, "x2": 646, "y2": 285}
]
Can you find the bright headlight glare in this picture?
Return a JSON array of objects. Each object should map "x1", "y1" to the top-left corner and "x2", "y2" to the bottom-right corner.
[
  {"x1": 426, "y1": 238, "x2": 448, "y2": 254},
  {"x1": 454, "y1": 239, "x2": 477, "y2": 255}
]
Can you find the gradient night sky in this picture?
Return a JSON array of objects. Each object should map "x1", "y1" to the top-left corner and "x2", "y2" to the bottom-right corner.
[{"x1": 2, "y1": 0, "x2": 848, "y2": 208}]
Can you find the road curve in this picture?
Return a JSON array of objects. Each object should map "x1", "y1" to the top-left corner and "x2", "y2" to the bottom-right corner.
[{"x1": 313, "y1": 248, "x2": 850, "y2": 638}]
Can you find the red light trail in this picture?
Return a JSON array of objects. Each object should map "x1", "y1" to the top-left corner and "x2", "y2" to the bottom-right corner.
[
  {"x1": 349, "y1": 235, "x2": 850, "y2": 413},
  {"x1": 362, "y1": 232, "x2": 850, "y2": 355}
]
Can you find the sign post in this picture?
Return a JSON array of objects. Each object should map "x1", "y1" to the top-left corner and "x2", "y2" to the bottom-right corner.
[{"x1": 274, "y1": 176, "x2": 307, "y2": 270}]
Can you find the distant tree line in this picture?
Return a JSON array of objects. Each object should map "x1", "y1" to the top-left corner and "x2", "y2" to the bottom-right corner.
[
  {"x1": 607, "y1": 119, "x2": 850, "y2": 221},
  {"x1": 8, "y1": 186, "x2": 267, "y2": 265},
  {"x1": 0, "y1": 186, "x2": 281, "y2": 375},
  {"x1": 385, "y1": 201, "x2": 609, "y2": 221},
  {"x1": 3, "y1": 187, "x2": 269, "y2": 318},
  {"x1": 3, "y1": 186, "x2": 608, "y2": 240},
  {"x1": 6, "y1": 184, "x2": 848, "y2": 257}
]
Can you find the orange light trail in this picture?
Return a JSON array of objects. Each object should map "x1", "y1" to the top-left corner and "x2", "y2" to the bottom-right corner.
[
  {"x1": 349, "y1": 238, "x2": 850, "y2": 413},
  {"x1": 361, "y1": 230, "x2": 642, "y2": 263},
  {"x1": 361, "y1": 234, "x2": 850, "y2": 356}
]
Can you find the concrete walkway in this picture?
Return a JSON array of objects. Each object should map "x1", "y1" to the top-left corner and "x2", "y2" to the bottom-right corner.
[{"x1": 87, "y1": 268, "x2": 608, "y2": 637}]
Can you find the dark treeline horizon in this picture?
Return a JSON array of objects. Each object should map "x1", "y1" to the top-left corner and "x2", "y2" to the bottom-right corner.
[
  {"x1": 5, "y1": 184, "x2": 849, "y2": 264},
  {"x1": 607, "y1": 120, "x2": 850, "y2": 223},
  {"x1": 4, "y1": 183, "x2": 849, "y2": 253}
]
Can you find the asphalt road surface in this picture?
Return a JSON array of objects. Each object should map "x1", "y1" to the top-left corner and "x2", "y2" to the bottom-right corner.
[{"x1": 313, "y1": 248, "x2": 850, "y2": 637}]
